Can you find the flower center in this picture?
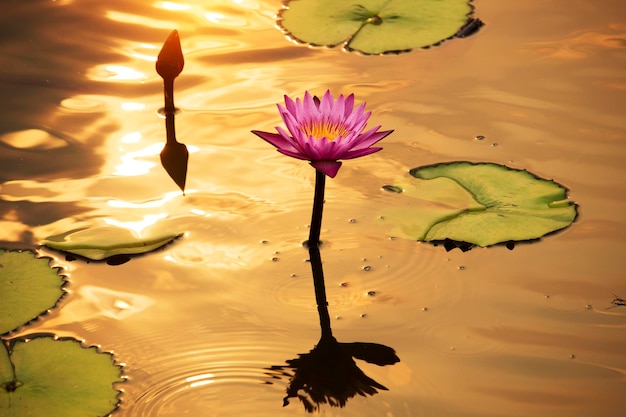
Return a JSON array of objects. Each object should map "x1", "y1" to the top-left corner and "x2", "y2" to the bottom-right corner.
[{"x1": 302, "y1": 120, "x2": 350, "y2": 142}]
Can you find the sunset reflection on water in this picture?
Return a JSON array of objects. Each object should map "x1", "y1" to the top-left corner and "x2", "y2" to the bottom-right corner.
[{"x1": 1, "y1": 0, "x2": 625, "y2": 416}]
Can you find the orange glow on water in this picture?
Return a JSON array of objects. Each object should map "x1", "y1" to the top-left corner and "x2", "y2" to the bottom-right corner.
[
  {"x1": 103, "y1": 213, "x2": 168, "y2": 235},
  {"x1": 2, "y1": 2, "x2": 626, "y2": 417},
  {"x1": 156, "y1": 1, "x2": 192, "y2": 11},
  {"x1": 113, "y1": 143, "x2": 161, "y2": 177}
]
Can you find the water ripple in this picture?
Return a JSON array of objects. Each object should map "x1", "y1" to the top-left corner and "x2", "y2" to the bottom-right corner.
[
  {"x1": 124, "y1": 345, "x2": 287, "y2": 417},
  {"x1": 254, "y1": 232, "x2": 451, "y2": 331}
]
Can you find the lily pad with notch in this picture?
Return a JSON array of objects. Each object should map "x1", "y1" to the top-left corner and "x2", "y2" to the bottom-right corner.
[
  {"x1": 1, "y1": 334, "x2": 123, "y2": 417},
  {"x1": 381, "y1": 162, "x2": 577, "y2": 249},
  {"x1": 278, "y1": 0, "x2": 482, "y2": 54},
  {"x1": 41, "y1": 226, "x2": 183, "y2": 261},
  {"x1": 0, "y1": 250, "x2": 66, "y2": 335}
]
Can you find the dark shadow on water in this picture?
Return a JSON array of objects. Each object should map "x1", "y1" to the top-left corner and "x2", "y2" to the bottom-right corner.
[
  {"x1": 608, "y1": 294, "x2": 626, "y2": 309},
  {"x1": 267, "y1": 246, "x2": 400, "y2": 412},
  {"x1": 431, "y1": 238, "x2": 519, "y2": 252},
  {"x1": 0, "y1": 200, "x2": 92, "y2": 250}
]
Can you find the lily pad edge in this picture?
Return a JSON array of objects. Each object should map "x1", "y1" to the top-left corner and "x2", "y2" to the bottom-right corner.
[
  {"x1": 2, "y1": 332, "x2": 126, "y2": 415},
  {"x1": 410, "y1": 160, "x2": 578, "y2": 197},
  {"x1": 40, "y1": 232, "x2": 184, "y2": 262},
  {"x1": 0, "y1": 249, "x2": 69, "y2": 337},
  {"x1": 277, "y1": 0, "x2": 483, "y2": 55}
]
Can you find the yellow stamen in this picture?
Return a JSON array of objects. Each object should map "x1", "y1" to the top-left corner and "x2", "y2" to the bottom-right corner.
[{"x1": 301, "y1": 120, "x2": 350, "y2": 141}]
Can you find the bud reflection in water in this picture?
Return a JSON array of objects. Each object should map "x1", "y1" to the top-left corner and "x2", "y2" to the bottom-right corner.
[{"x1": 156, "y1": 30, "x2": 188, "y2": 194}]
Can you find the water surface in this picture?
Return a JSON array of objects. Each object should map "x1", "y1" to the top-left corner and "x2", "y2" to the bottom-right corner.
[{"x1": 1, "y1": 1, "x2": 625, "y2": 416}]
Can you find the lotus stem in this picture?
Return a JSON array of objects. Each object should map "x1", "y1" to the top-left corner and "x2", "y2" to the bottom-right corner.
[
  {"x1": 163, "y1": 77, "x2": 175, "y2": 115},
  {"x1": 307, "y1": 169, "x2": 326, "y2": 248}
]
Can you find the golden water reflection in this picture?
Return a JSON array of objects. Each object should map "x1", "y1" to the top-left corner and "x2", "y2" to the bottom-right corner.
[{"x1": 1, "y1": 0, "x2": 625, "y2": 416}]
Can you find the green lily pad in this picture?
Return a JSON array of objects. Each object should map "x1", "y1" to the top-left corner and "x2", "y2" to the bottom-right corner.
[
  {"x1": 41, "y1": 226, "x2": 182, "y2": 260},
  {"x1": 1, "y1": 334, "x2": 123, "y2": 417},
  {"x1": 278, "y1": 0, "x2": 479, "y2": 54},
  {"x1": 0, "y1": 250, "x2": 66, "y2": 335},
  {"x1": 381, "y1": 162, "x2": 577, "y2": 247}
]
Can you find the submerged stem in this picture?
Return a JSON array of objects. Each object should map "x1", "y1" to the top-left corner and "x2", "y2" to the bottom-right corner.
[{"x1": 307, "y1": 169, "x2": 326, "y2": 248}]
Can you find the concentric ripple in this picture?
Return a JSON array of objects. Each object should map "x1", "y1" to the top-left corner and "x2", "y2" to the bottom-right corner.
[
  {"x1": 114, "y1": 328, "x2": 299, "y2": 417},
  {"x1": 126, "y1": 357, "x2": 284, "y2": 417}
]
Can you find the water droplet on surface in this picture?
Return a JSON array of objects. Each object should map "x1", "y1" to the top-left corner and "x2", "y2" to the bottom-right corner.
[
  {"x1": 367, "y1": 14, "x2": 383, "y2": 25},
  {"x1": 290, "y1": 273, "x2": 296, "y2": 278},
  {"x1": 422, "y1": 307, "x2": 428, "y2": 312},
  {"x1": 458, "y1": 266, "x2": 465, "y2": 271},
  {"x1": 335, "y1": 316, "x2": 342, "y2": 320},
  {"x1": 585, "y1": 304, "x2": 592, "y2": 310},
  {"x1": 360, "y1": 313, "x2": 367, "y2": 318},
  {"x1": 362, "y1": 265, "x2": 372, "y2": 271},
  {"x1": 340, "y1": 282, "x2": 349, "y2": 287},
  {"x1": 271, "y1": 257, "x2": 278, "y2": 262},
  {"x1": 361, "y1": 258, "x2": 367, "y2": 262},
  {"x1": 475, "y1": 135, "x2": 485, "y2": 141},
  {"x1": 367, "y1": 290, "x2": 377, "y2": 296},
  {"x1": 569, "y1": 354, "x2": 576, "y2": 359},
  {"x1": 259, "y1": 240, "x2": 268, "y2": 244},
  {"x1": 348, "y1": 218, "x2": 356, "y2": 223},
  {"x1": 491, "y1": 143, "x2": 499, "y2": 147},
  {"x1": 388, "y1": 236, "x2": 396, "y2": 241}
]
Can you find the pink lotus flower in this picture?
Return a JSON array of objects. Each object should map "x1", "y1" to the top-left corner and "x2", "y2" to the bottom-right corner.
[{"x1": 252, "y1": 91, "x2": 393, "y2": 178}]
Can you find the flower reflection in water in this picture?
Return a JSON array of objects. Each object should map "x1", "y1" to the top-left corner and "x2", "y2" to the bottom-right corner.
[{"x1": 268, "y1": 247, "x2": 400, "y2": 412}]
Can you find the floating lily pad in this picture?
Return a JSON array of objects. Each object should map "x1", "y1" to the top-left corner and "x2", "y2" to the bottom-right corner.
[
  {"x1": 278, "y1": 0, "x2": 479, "y2": 54},
  {"x1": 381, "y1": 162, "x2": 577, "y2": 247},
  {"x1": 41, "y1": 227, "x2": 182, "y2": 260},
  {"x1": 0, "y1": 250, "x2": 66, "y2": 335},
  {"x1": 1, "y1": 334, "x2": 123, "y2": 417}
]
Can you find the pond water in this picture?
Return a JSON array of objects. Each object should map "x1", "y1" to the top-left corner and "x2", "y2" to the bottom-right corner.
[{"x1": 2, "y1": 0, "x2": 626, "y2": 416}]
